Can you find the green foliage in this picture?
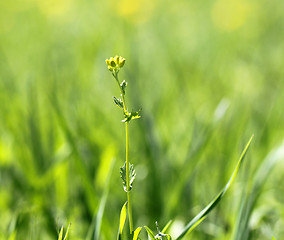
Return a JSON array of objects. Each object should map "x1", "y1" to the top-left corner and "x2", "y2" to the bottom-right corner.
[
  {"x1": 144, "y1": 223, "x2": 173, "y2": 240},
  {"x1": 120, "y1": 162, "x2": 136, "y2": 192},
  {"x1": 58, "y1": 225, "x2": 70, "y2": 240},
  {"x1": 0, "y1": 0, "x2": 284, "y2": 239},
  {"x1": 120, "y1": 80, "x2": 128, "y2": 95},
  {"x1": 176, "y1": 136, "x2": 253, "y2": 239},
  {"x1": 122, "y1": 109, "x2": 142, "y2": 123},
  {"x1": 161, "y1": 220, "x2": 173, "y2": 234},
  {"x1": 113, "y1": 96, "x2": 124, "y2": 109},
  {"x1": 117, "y1": 202, "x2": 128, "y2": 240},
  {"x1": 133, "y1": 227, "x2": 142, "y2": 240},
  {"x1": 144, "y1": 226, "x2": 156, "y2": 240},
  {"x1": 234, "y1": 141, "x2": 284, "y2": 240}
]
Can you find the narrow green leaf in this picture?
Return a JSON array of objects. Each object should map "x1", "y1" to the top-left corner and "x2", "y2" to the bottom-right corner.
[
  {"x1": 113, "y1": 96, "x2": 123, "y2": 109},
  {"x1": 234, "y1": 139, "x2": 284, "y2": 240},
  {"x1": 182, "y1": 216, "x2": 206, "y2": 236},
  {"x1": 144, "y1": 226, "x2": 156, "y2": 240},
  {"x1": 86, "y1": 158, "x2": 116, "y2": 240},
  {"x1": 119, "y1": 201, "x2": 128, "y2": 234},
  {"x1": 58, "y1": 226, "x2": 63, "y2": 240},
  {"x1": 63, "y1": 224, "x2": 71, "y2": 240},
  {"x1": 58, "y1": 224, "x2": 71, "y2": 240},
  {"x1": 161, "y1": 220, "x2": 173, "y2": 234},
  {"x1": 133, "y1": 227, "x2": 142, "y2": 240},
  {"x1": 176, "y1": 135, "x2": 253, "y2": 240}
]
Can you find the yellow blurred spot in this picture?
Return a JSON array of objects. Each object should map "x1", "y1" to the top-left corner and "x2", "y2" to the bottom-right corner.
[
  {"x1": 111, "y1": 0, "x2": 156, "y2": 23},
  {"x1": 211, "y1": 0, "x2": 252, "y2": 31},
  {"x1": 36, "y1": 0, "x2": 71, "y2": 18}
]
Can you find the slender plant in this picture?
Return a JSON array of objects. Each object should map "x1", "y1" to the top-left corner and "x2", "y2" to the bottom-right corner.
[
  {"x1": 105, "y1": 56, "x2": 141, "y2": 239},
  {"x1": 104, "y1": 56, "x2": 253, "y2": 240}
]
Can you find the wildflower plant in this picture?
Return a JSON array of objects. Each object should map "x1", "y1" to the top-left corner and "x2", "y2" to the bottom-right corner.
[
  {"x1": 105, "y1": 56, "x2": 253, "y2": 240},
  {"x1": 106, "y1": 56, "x2": 141, "y2": 239}
]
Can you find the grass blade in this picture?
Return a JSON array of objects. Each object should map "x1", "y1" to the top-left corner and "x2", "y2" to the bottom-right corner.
[
  {"x1": 58, "y1": 224, "x2": 71, "y2": 240},
  {"x1": 133, "y1": 227, "x2": 142, "y2": 240},
  {"x1": 234, "y1": 140, "x2": 284, "y2": 240},
  {"x1": 161, "y1": 220, "x2": 173, "y2": 234},
  {"x1": 63, "y1": 224, "x2": 71, "y2": 240},
  {"x1": 176, "y1": 135, "x2": 254, "y2": 240},
  {"x1": 117, "y1": 201, "x2": 128, "y2": 240},
  {"x1": 144, "y1": 226, "x2": 156, "y2": 240},
  {"x1": 58, "y1": 226, "x2": 63, "y2": 240},
  {"x1": 86, "y1": 157, "x2": 115, "y2": 240}
]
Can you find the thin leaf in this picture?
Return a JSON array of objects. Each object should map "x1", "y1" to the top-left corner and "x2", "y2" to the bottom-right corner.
[
  {"x1": 144, "y1": 226, "x2": 156, "y2": 240},
  {"x1": 119, "y1": 202, "x2": 128, "y2": 234},
  {"x1": 133, "y1": 227, "x2": 142, "y2": 240},
  {"x1": 63, "y1": 224, "x2": 71, "y2": 240},
  {"x1": 87, "y1": 158, "x2": 116, "y2": 240},
  {"x1": 58, "y1": 226, "x2": 63, "y2": 240},
  {"x1": 161, "y1": 220, "x2": 173, "y2": 234},
  {"x1": 182, "y1": 216, "x2": 206, "y2": 236},
  {"x1": 176, "y1": 135, "x2": 254, "y2": 240},
  {"x1": 113, "y1": 96, "x2": 123, "y2": 109},
  {"x1": 234, "y1": 140, "x2": 284, "y2": 240}
]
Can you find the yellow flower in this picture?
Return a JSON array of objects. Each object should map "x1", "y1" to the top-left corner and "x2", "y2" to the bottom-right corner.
[
  {"x1": 118, "y1": 56, "x2": 125, "y2": 68},
  {"x1": 106, "y1": 56, "x2": 126, "y2": 72}
]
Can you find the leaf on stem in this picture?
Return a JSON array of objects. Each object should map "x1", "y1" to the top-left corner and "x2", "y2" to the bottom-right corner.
[
  {"x1": 120, "y1": 80, "x2": 127, "y2": 95},
  {"x1": 176, "y1": 135, "x2": 254, "y2": 240},
  {"x1": 113, "y1": 96, "x2": 123, "y2": 109},
  {"x1": 120, "y1": 162, "x2": 136, "y2": 192},
  {"x1": 122, "y1": 109, "x2": 142, "y2": 123}
]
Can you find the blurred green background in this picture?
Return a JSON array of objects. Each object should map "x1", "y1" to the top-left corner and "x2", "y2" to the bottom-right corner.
[{"x1": 1, "y1": 0, "x2": 284, "y2": 239}]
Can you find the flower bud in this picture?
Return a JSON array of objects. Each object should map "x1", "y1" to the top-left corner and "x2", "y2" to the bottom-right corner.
[
  {"x1": 114, "y1": 56, "x2": 120, "y2": 65},
  {"x1": 106, "y1": 56, "x2": 126, "y2": 73},
  {"x1": 110, "y1": 57, "x2": 116, "y2": 67},
  {"x1": 119, "y1": 57, "x2": 126, "y2": 68}
]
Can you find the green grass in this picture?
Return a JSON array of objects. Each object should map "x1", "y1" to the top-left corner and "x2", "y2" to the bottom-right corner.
[{"x1": 1, "y1": 0, "x2": 284, "y2": 239}]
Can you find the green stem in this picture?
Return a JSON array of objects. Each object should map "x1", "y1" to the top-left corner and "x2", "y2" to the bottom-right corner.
[
  {"x1": 114, "y1": 74, "x2": 126, "y2": 112},
  {"x1": 125, "y1": 121, "x2": 133, "y2": 235},
  {"x1": 114, "y1": 73, "x2": 134, "y2": 235}
]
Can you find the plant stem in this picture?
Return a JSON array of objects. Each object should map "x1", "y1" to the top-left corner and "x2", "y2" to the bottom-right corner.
[
  {"x1": 125, "y1": 121, "x2": 133, "y2": 235},
  {"x1": 114, "y1": 73, "x2": 134, "y2": 235}
]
